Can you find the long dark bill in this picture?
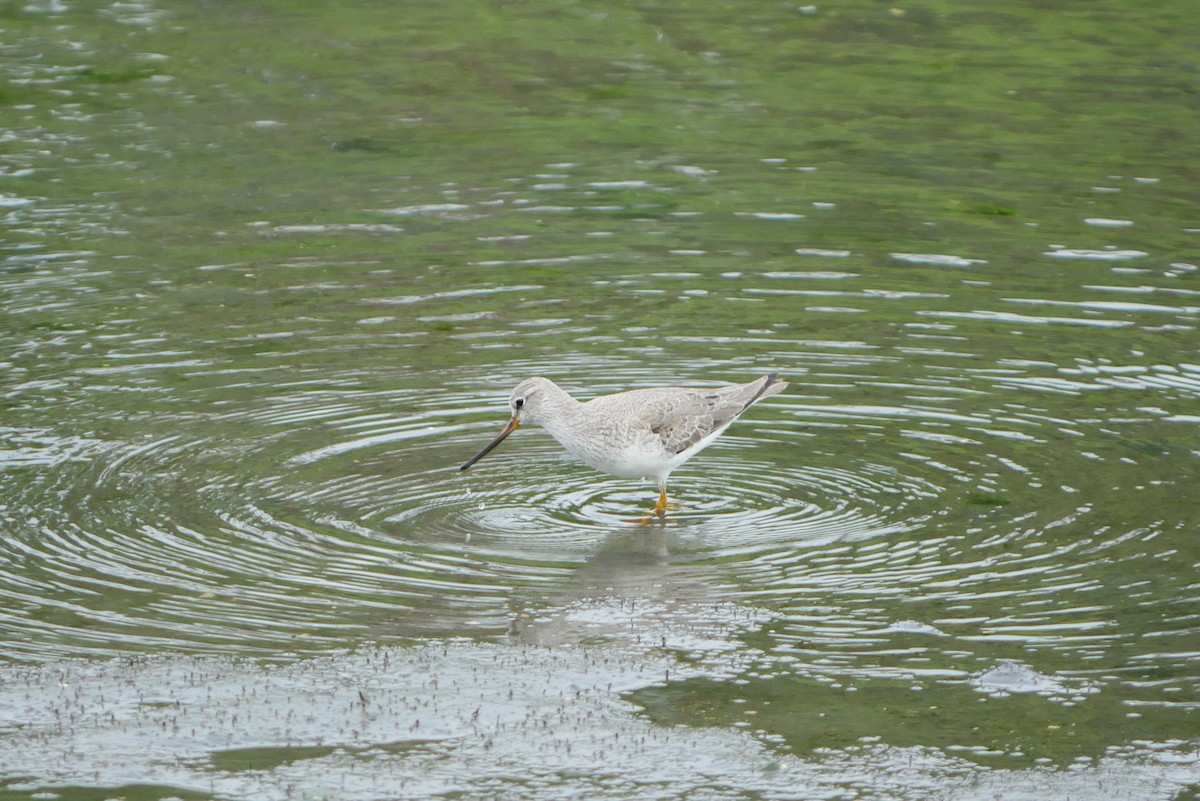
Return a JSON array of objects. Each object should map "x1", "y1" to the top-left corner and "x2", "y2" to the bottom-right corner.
[{"x1": 460, "y1": 418, "x2": 520, "y2": 471}]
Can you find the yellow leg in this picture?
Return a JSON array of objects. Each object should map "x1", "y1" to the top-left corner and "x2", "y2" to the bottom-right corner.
[
  {"x1": 634, "y1": 486, "x2": 671, "y2": 525},
  {"x1": 653, "y1": 487, "x2": 668, "y2": 518}
]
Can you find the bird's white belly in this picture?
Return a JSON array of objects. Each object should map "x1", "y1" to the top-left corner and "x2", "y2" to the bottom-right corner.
[
  {"x1": 583, "y1": 425, "x2": 729, "y2": 481},
  {"x1": 578, "y1": 443, "x2": 670, "y2": 481},
  {"x1": 546, "y1": 426, "x2": 668, "y2": 482}
]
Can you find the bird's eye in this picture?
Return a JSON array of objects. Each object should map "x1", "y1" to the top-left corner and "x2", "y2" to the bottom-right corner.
[{"x1": 514, "y1": 397, "x2": 525, "y2": 409}]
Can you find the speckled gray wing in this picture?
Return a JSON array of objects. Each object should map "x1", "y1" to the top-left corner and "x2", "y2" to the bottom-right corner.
[
  {"x1": 645, "y1": 390, "x2": 751, "y2": 455},
  {"x1": 637, "y1": 374, "x2": 784, "y2": 456}
]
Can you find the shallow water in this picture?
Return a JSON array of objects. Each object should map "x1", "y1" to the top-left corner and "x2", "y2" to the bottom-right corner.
[{"x1": 1, "y1": 1, "x2": 1198, "y2": 799}]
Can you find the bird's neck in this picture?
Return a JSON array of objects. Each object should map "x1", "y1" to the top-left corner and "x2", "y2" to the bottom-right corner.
[{"x1": 533, "y1": 386, "x2": 583, "y2": 435}]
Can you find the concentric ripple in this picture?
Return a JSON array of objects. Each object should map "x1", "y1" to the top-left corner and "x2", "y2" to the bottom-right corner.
[
  {"x1": 398, "y1": 441, "x2": 937, "y2": 547},
  {"x1": 0, "y1": 371, "x2": 961, "y2": 661},
  {"x1": 3, "y1": 341, "x2": 1188, "y2": 665}
]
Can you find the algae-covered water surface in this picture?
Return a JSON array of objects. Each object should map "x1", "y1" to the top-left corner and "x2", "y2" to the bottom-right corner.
[{"x1": 1, "y1": 1, "x2": 1197, "y2": 799}]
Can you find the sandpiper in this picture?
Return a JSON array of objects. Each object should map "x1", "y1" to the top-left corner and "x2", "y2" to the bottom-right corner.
[{"x1": 460, "y1": 373, "x2": 786, "y2": 518}]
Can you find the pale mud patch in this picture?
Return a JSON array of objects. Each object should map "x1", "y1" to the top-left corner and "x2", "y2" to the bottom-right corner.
[{"x1": 2, "y1": 600, "x2": 1196, "y2": 801}]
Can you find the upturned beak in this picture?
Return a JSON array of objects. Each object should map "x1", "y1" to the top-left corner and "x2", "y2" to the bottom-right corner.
[{"x1": 460, "y1": 418, "x2": 520, "y2": 471}]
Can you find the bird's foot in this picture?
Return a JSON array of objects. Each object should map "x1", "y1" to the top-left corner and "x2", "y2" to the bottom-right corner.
[
  {"x1": 630, "y1": 488, "x2": 674, "y2": 525},
  {"x1": 632, "y1": 499, "x2": 674, "y2": 525}
]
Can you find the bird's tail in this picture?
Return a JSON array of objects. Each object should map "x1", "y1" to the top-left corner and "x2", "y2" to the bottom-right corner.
[{"x1": 742, "y1": 372, "x2": 787, "y2": 410}]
